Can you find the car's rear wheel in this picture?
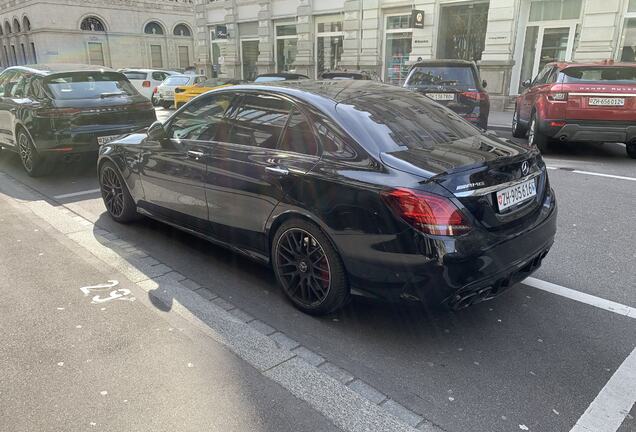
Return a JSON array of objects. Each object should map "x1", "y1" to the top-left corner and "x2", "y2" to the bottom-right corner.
[
  {"x1": 99, "y1": 161, "x2": 139, "y2": 223},
  {"x1": 17, "y1": 130, "x2": 51, "y2": 177},
  {"x1": 627, "y1": 142, "x2": 636, "y2": 159},
  {"x1": 151, "y1": 94, "x2": 159, "y2": 107},
  {"x1": 511, "y1": 106, "x2": 527, "y2": 138},
  {"x1": 272, "y1": 219, "x2": 349, "y2": 315},
  {"x1": 528, "y1": 113, "x2": 548, "y2": 152},
  {"x1": 161, "y1": 101, "x2": 172, "y2": 109}
]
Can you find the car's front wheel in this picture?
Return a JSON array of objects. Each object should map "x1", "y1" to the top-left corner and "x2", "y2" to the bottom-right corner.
[
  {"x1": 528, "y1": 113, "x2": 548, "y2": 152},
  {"x1": 99, "y1": 161, "x2": 139, "y2": 223},
  {"x1": 272, "y1": 219, "x2": 349, "y2": 315},
  {"x1": 627, "y1": 142, "x2": 636, "y2": 159},
  {"x1": 17, "y1": 130, "x2": 51, "y2": 177},
  {"x1": 511, "y1": 106, "x2": 526, "y2": 138}
]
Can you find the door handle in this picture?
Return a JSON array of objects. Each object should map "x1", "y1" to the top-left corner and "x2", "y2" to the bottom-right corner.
[
  {"x1": 187, "y1": 150, "x2": 206, "y2": 160},
  {"x1": 265, "y1": 166, "x2": 289, "y2": 176}
]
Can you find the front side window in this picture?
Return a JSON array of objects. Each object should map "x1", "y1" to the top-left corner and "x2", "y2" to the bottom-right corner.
[
  {"x1": 278, "y1": 109, "x2": 318, "y2": 156},
  {"x1": 227, "y1": 94, "x2": 291, "y2": 149},
  {"x1": 168, "y1": 94, "x2": 235, "y2": 141}
]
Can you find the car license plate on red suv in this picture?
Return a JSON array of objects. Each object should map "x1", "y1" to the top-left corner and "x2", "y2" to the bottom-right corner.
[
  {"x1": 496, "y1": 179, "x2": 537, "y2": 211},
  {"x1": 589, "y1": 97, "x2": 625, "y2": 106}
]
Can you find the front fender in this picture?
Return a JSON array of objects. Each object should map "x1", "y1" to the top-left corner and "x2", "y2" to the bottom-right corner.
[{"x1": 98, "y1": 146, "x2": 145, "y2": 203}]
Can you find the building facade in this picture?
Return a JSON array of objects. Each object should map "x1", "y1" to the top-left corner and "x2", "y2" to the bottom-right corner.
[
  {"x1": 0, "y1": 0, "x2": 196, "y2": 71},
  {"x1": 193, "y1": 0, "x2": 636, "y2": 110}
]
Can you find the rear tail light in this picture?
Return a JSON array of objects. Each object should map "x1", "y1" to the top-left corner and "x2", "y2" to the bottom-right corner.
[
  {"x1": 380, "y1": 188, "x2": 471, "y2": 236},
  {"x1": 174, "y1": 88, "x2": 185, "y2": 94},
  {"x1": 153, "y1": 87, "x2": 158, "y2": 94},
  {"x1": 142, "y1": 80, "x2": 151, "y2": 88},
  {"x1": 36, "y1": 107, "x2": 81, "y2": 118},
  {"x1": 461, "y1": 91, "x2": 488, "y2": 101},
  {"x1": 549, "y1": 121, "x2": 566, "y2": 127},
  {"x1": 548, "y1": 92, "x2": 568, "y2": 101}
]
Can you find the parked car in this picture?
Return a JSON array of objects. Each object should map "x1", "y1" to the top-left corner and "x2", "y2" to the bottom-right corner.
[
  {"x1": 120, "y1": 69, "x2": 179, "y2": 104},
  {"x1": 513, "y1": 61, "x2": 636, "y2": 158},
  {"x1": 97, "y1": 80, "x2": 556, "y2": 315},
  {"x1": 403, "y1": 60, "x2": 490, "y2": 130},
  {"x1": 254, "y1": 72, "x2": 309, "y2": 83},
  {"x1": 174, "y1": 78, "x2": 242, "y2": 109},
  {"x1": 320, "y1": 70, "x2": 372, "y2": 80},
  {"x1": 0, "y1": 64, "x2": 156, "y2": 176},
  {"x1": 155, "y1": 74, "x2": 206, "y2": 109}
]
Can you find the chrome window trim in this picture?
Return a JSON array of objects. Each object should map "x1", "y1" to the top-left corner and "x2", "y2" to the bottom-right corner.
[{"x1": 454, "y1": 171, "x2": 542, "y2": 198}]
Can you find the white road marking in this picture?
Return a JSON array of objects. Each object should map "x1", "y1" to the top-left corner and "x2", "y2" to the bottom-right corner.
[
  {"x1": 570, "y1": 347, "x2": 636, "y2": 432},
  {"x1": 546, "y1": 166, "x2": 636, "y2": 182},
  {"x1": 53, "y1": 189, "x2": 101, "y2": 199},
  {"x1": 523, "y1": 277, "x2": 636, "y2": 319}
]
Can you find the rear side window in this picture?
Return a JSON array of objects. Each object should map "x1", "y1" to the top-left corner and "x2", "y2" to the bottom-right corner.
[
  {"x1": 152, "y1": 72, "x2": 167, "y2": 81},
  {"x1": 406, "y1": 66, "x2": 476, "y2": 88},
  {"x1": 561, "y1": 67, "x2": 636, "y2": 83},
  {"x1": 164, "y1": 76, "x2": 190, "y2": 86},
  {"x1": 227, "y1": 94, "x2": 291, "y2": 149},
  {"x1": 168, "y1": 93, "x2": 234, "y2": 141},
  {"x1": 123, "y1": 71, "x2": 148, "y2": 81},
  {"x1": 45, "y1": 72, "x2": 138, "y2": 100},
  {"x1": 278, "y1": 109, "x2": 318, "y2": 156}
]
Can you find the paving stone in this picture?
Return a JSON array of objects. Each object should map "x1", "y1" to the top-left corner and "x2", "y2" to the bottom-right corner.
[
  {"x1": 212, "y1": 297, "x2": 234, "y2": 310},
  {"x1": 292, "y1": 346, "x2": 325, "y2": 367},
  {"x1": 180, "y1": 278, "x2": 201, "y2": 291},
  {"x1": 417, "y1": 420, "x2": 445, "y2": 431},
  {"x1": 101, "y1": 232, "x2": 118, "y2": 241},
  {"x1": 348, "y1": 379, "x2": 387, "y2": 405},
  {"x1": 145, "y1": 264, "x2": 172, "y2": 278},
  {"x1": 249, "y1": 319, "x2": 276, "y2": 336},
  {"x1": 318, "y1": 362, "x2": 354, "y2": 385},
  {"x1": 163, "y1": 271, "x2": 186, "y2": 282},
  {"x1": 381, "y1": 399, "x2": 423, "y2": 427},
  {"x1": 138, "y1": 256, "x2": 160, "y2": 266},
  {"x1": 270, "y1": 332, "x2": 300, "y2": 351},
  {"x1": 228, "y1": 308, "x2": 254, "y2": 323},
  {"x1": 194, "y1": 287, "x2": 217, "y2": 301}
]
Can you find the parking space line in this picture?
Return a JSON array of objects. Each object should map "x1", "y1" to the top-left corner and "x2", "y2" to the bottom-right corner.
[
  {"x1": 524, "y1": 277, "x2": 635, "y2": 319},
  {"x1": 546, "y1": 166, "x2": 636, "y2": 182},
  {"x1": 570, "y1": 347, "x2": 636, "y2": 432},
  {"x1": 53, "y1": 189, "x2": 101, "y2": 199}
]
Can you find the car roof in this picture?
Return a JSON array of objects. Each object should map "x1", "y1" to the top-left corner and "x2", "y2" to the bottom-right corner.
[
  {"x1": 257, "y1": 72, "x2": 309, "y2": 79},
  {"x1": 549, "y1": 61, "x2": 636, "y2": 70},
  {"x1": 3, "y1": 64, "x2": 116, "y2": 76},
  {"x1": 121, "y1": 69, "x2": 179, "y2": 74},
  {"x1": 410, "y1": 59, "x2": 476, "y2": 67}
]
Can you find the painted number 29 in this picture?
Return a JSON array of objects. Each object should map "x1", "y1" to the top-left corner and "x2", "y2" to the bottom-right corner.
[{"x1": 80, "y1": 280, "x2": 135, "y2": 304}]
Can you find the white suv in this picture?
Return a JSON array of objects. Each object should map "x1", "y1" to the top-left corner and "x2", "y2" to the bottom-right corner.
[{"x1": 121, "y1": 69, "x2": 179, "y2": 104}]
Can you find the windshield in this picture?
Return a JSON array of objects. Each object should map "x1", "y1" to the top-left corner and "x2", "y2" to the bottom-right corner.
[
  {"x1": 406, "y1": 66, "x2": 476, "y2": 88},
  {"x1": 562, "y1": 66, "x2": 636, "y2": 83},
  {"x1": 45, "y1": 72, "x2": 138, "y2": 100},
  {"x1": 122, "y1": 71, "x2": 147, "y2": 81},
  {"x1": 164, "y1": 76, "x2": 191, "y2": 86}
]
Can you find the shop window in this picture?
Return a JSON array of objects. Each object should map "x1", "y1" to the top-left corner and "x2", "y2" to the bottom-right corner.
[
  {"x1": 630, "y1": 0, "x2": 636, "y2": 12},
  {"x1": 241, "y1": 40, "x2": 259, "y2": 81},
  {"x1": 276, "y1": 24, "x2": 298, "y2": 73},
  {"x1": 316, "y1": 16, "x2": 344, "y2": 77},
  {"x1": 386, "y1": 15, "x2": 411, "y2": 30},
  {"x1": 529, "y1": 0, "x2": 582, "y2": 22},
  {"x1": 620, "y1": 19, "x2": 636, "y2": 62},
  {"x1": 384, "y1": 13, "x2": 412, "y2": 85},
  {"x1": 437, "y1": 2, "x2": 489, "y2": 61}
]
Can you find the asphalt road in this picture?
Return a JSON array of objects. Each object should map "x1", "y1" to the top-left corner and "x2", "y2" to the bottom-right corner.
[{"x1": 0, "y1": 108, "x2": 634, "y2": 432}]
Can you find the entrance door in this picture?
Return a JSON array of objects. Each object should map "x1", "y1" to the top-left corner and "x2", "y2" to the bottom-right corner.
[
  {"x1": 519, "y1": 24, "x2": 576, "y2": 89},
  {"x1": 241, "y1": 39, "x2": 259, "y2": 81}
]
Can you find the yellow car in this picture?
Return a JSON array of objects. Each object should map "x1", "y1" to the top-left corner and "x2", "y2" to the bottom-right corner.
[{"x1": 174, "y1": 78, "x2": 241, "y2": 109}]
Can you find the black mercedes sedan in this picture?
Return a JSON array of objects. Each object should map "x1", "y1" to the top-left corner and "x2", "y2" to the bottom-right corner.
[
  {"x1": 97, "y1": 80, "x2": 557, "y2": 315},
  {"x1": 0, "y1": 64, "x2": 156, "y2": 176}
]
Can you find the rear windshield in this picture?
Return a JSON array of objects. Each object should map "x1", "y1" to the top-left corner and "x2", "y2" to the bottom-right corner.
[
  {"x1": 164, "y1": 76, "x2": 191, "y2": 86},
  {"x1": 343, "y1": 90, "x2": 480, "y2": 151},
  {"x1": 561, "y1": 67, "x2": 636, "y2": 83},
  {"x1": 45, "y1": 72, "x2": 138, "y2": 100},
  {"x1": 406, "y1": 66, "x2": 477, "y2": 88},
  {"x1": 255, "y1": 76, "x2": 286, "y2": 82},
  {"x1": 122, "y1": 71, "x2": 147, "y2": 80}
]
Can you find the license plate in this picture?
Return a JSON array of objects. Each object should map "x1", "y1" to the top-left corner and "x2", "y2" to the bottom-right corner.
[
  {"x1": 589, "y1": 97, "x2": 625, "y2": 106},
  {"x1": 97, "y1": 135, "x2": 121, "y2": 145},
  {"x1": 496, "y1": 178, "x2": 537, "y2": 211},
  {"x1": 426, "y1": 93, "x2": 455, "y2": 101}
]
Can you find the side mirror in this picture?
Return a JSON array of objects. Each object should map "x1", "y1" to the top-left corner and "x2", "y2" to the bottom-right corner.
[
  {"x1": 482, "y1": 80, "x2": 487, "y2": 88},
  {"x1": 521, "y1": 79, "x2": 532, "y2": 88},
  {"x1": 147, "y1": 121, "x2": 167, "y2": 143}
]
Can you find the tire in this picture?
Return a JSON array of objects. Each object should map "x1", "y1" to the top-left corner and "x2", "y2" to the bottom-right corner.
[
  {"x1": 98, "y1": 161, "x2": 139, "y2": 223},
  {"x1": 161, "y1": 101, "x2": 172, "y2": 109},
  {"x1": 17, "y1": 129, "x2": 51, "y2": 177},
  {"x1": 528, "y1": 112, "x2": 548, "y2": 152},
  {"x1": 272, "y1": 219, "x2": 350, "y2": 315},
  {"x1": 627, "y1": 142, "x2": 636, "y2": 159},
  {"x1": 511, "y1": 106, "x2": 527, "y2": 138},
  {"x1": 151, "y1": 94, "x2": 159, "y2": 107}
]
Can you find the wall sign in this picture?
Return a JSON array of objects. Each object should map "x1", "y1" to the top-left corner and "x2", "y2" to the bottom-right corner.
[{"x1": 411, "y1": 10, "x2": 425, "y2": 29}]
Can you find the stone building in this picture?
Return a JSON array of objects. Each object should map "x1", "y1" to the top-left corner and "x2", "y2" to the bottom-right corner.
[
  {"x1": 0, "y1": 0, "x2": 196, "y2": 71},
  {"x1": 192, "y1": 0, "x2": 636, "y2": 110}
]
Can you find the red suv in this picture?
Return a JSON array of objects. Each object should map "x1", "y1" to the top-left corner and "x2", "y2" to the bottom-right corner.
[{"x1": 512, "y1": 61, "x2": 636, "y2": 159}]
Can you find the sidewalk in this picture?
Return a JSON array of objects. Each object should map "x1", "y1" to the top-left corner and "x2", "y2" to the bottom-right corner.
[{"x1": 488, "y1": 111, "x2": 513, "y2": 130}]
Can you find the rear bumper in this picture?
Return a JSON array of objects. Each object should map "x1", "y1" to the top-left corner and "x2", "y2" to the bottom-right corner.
[
  {"x1": 541, "y1": 120, "x2": 636, "y2": 143},
  {"x1": 333, "y1": 192, "x2": 557, "y2": 305},
  {"x1": 36, "y1": 123, "x2": 154, "y2": 154}
]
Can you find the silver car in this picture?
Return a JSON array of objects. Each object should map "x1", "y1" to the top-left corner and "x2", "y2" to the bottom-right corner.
[{"x1": 155, "y1": 74, "x2": 206, "y2": 109}]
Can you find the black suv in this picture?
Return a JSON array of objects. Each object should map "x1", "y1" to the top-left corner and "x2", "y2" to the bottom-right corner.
[
  {"x1": 0, "y1": 64, "x2": 156, "y2": 176},
  {"x1": 403, "y1": 60, "x2": 490, "y2": 129}
]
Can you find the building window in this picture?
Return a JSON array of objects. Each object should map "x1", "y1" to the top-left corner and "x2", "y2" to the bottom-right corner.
[
  {"x1": 178, "y1": 46, "x2": 190, "y2": 68},
  {"x1": 31, "y1": 43, "x2": 37, "y2": 63},
  {"x1": 21, "y1": 44, "x2": 27, "y2": 64},
  {"x1": 11, "y1": 45, "x2": 18, "y2": 65},
  {"x1": 81, "y1": 16, "x2": 106, "y2": 32},
  {"x1": 13, "y1": 19, "x2": 20, "y2": 33},
  {"x1": 3, "y1": 46, "x2": 10, "y2": 66},
  {"x1": 145, "y1": 22, "x2": 164, "y2": 35},
  {"x1": 23, "y1": 16, "x2": 31, "y2": 31},
  {"x1": 630, "y1": 0, "x2": 636, "y2": 12},
  {"x1": 174, "y1": 24, "x2": 191, "y2": 37},
  {"x1": 384, "y1": 14, "x2": 413, "y2": 85},
  {"x1": 4, "y1": 21, "x2": 11, "y2": 34},
  {"x1": 315, "y1": 15, "x2": 344, "y2": 77},
  {"x1": 241, "y1": 39, "x2": 259, "y2": 81},
  {"x1": 437, "y1": 2, "x2": 489, "y2": 62},
  {"x1": 275, "y1": 23, "x2": 297, "y2": 73},
  {"x1": 529, "y1": 0, "x2": 582, "y2": 22},
  {"x1": 150, "y1": 44, "x2": 163, "y2": 67},
  {"x1": 87, "y1": 42, "x2": 105, "y2": 65}
]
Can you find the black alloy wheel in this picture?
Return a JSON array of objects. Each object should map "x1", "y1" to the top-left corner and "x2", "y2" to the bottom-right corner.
[
  {"x1": 17, "y1": 130, "x2": 49, "y2": 177},
  {"x1": 99, "y1": 161, "x2": 139, "y2": 223},
  {"x1": 273, "y1": 220, "x2": 349, "y2": 315}
]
